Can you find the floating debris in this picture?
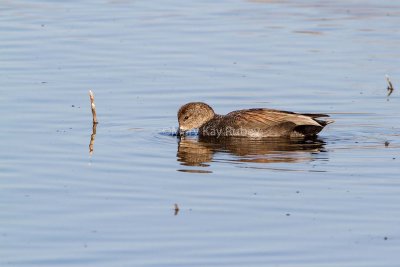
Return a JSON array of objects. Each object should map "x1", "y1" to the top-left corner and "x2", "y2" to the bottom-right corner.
[
  {"x1": 385, "y1": 141, "x2": 390, "y2": 147},
  {"x1": 174, "y1": 203, "x2": 180, "y2": 216},
  {"x1": 385, "y1": 75, "x2": 394, "y2": 97}
]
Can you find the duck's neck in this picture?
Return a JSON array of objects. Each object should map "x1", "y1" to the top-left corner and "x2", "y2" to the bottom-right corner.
[
  {"x1": 200, "y1": 114, "x2": 222, "y2": 128},
  {"x1": 213, "y1": 114, "x2": 223, "y2": 120}
]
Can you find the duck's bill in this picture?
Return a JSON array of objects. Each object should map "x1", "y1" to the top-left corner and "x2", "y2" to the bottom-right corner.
[{"x1": 177, "y1": 129, "x2": 186, "y2": 137}]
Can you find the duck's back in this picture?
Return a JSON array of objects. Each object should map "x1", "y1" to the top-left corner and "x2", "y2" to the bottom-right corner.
[{"x1": 199, "y1": 108, "x2": 331, "y2": 138}]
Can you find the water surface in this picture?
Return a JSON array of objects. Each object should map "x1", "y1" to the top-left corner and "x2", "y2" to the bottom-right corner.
[{"x1": 1, "y1": 0, "x2": 400, "y2": 266}]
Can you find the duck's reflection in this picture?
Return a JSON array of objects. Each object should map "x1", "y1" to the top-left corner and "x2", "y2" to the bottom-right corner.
[{"x1": 177, "y1": 136, "x2": 326, "y2": 172}]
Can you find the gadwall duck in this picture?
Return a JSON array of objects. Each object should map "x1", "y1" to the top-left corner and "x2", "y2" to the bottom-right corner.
[{"x1": 177, "y1": 102, "x2": 332, "y2": 138}]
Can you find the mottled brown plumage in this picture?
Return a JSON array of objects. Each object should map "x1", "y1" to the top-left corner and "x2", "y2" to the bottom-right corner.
[{"x1": 177, "y1": 102, "x2": 332, "y2": 138}]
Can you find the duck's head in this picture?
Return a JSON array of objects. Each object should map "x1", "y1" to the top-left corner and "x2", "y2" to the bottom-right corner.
[{"x1": 177, "y1": 102, "x2": 215, "y2": 134}]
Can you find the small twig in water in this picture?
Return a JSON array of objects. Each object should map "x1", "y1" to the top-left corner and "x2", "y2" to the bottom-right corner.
[
  {"x1": 89, "y1": 90, "x2": 98, "y2": 124},
  {"x1": 385, "y1": 75, "x2": 394, "y2": 97},
  {"x1": 88, "y1": 90, "x2": 98, "y2": 155}
]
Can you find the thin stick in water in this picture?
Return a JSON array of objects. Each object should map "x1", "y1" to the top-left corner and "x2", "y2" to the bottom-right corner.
[
  {"x1": 385, "y1": 75, "x2": 394, "y2": 97},
  {"x1": 89, "y1": 90, "x2": 98, "y2": 124}
]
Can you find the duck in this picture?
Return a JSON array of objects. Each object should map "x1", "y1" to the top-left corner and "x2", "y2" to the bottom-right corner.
[{"x1": 177, "y1": 102, "x2": 332, "y2": 138}]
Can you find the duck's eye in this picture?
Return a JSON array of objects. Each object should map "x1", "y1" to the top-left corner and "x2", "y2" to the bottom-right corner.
[{"x1": 183, "y1": 116, "x2": 189, "y2": 120}]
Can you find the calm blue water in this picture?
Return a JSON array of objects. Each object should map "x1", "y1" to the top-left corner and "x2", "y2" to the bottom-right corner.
[{"x1": 1, "y1": 0, "x2": 400, "y2": 266}]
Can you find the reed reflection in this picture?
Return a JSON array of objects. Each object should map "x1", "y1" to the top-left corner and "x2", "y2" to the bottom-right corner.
[
  {"x1": 177, "y1": 136, "x2": 326, "y2": 172},
  {"x1": 89, "y1": 123, "x2": 97, "y2": 156}
]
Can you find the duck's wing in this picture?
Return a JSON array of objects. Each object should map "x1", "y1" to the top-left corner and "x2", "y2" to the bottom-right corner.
[
  {"x1": 226, "y1": 109, "x2": 330, "y2": 136},
  {"x1": 228, "y1": 108, "x2": 325, "y2": 126}
]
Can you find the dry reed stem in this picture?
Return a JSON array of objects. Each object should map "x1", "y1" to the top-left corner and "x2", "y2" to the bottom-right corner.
[{"x1": 89, "y1": 90, "x2": 98, "y2": 124}]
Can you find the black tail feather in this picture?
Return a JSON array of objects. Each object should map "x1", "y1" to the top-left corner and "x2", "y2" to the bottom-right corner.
[
  {"x1": 293, "y1": 125, "x2": 323, "y2": 136},
  {"x1": 301, "y1": 113, "x2": 330, "y2": 118}
]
